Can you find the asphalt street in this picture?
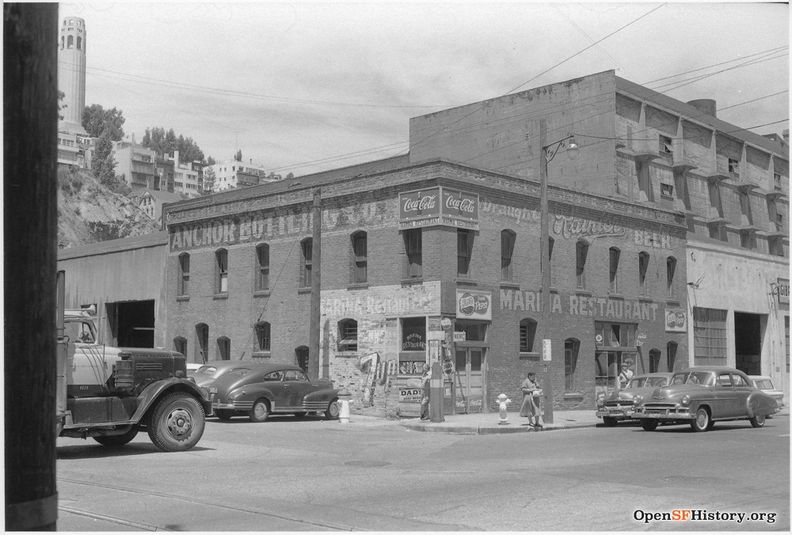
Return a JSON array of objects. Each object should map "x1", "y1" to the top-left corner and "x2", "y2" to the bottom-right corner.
[{"x1": 56, "y1": 412, "x2": 789, "y2": 531}]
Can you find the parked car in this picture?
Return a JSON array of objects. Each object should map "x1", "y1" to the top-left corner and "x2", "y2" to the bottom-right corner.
[
  {"x1": 633, "y1": 366, "x2": 779, "y2": 432},
  {"x1": 596, "y1": 372, "x2": 673, "y2": 426},
  {"x1": 749, "y1": 375, "x2": 785, "y2": 412},
  {"x1": 204, "y1": 362, "x2": 340, "y2": 422},
  {"x1": 192, "y1": 360, "x2": 256, "y2": 387},
  {"x1": 186, "y1": 362, "x2": 203, "y2": 378}
]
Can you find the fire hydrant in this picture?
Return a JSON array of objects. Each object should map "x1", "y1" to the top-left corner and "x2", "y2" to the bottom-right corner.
[
  {"x1": 496, "y1": 393, "x2": 511, "y2": 425},
  {"x1": 338, "y1": 389, "x2": 352, "y2": 424}
]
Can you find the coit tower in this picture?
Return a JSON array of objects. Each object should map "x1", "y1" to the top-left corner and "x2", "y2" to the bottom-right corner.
[{"x1": 57, "y1": 16, "x2": 87, "y2": 134}]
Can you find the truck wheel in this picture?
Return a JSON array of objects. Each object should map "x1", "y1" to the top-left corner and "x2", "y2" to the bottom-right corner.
[
  {"x1": 94, "y1": 427, "x2": 138, "y2": 447},
  {"x1": 690, "y1": 407, "x2": 710, "y2": 432},
  {"x1": 602, "y1": 417, "x2": 617, "y2": 427},
  {"x1": 250, "y1": 399, "x2": 270, "y2": 422},
  {"x1": 749, "y1": 414, "x2": 766, "y2": 428},
  {"x1": 641, "y1": 420, "x2": 658, "y2": 431},
  {"x1": 147, "y1": 392, "x2": 205, "y2": 451},
  {"x1": 325, "y1": 399, "x2": 340, "y2": 420}
]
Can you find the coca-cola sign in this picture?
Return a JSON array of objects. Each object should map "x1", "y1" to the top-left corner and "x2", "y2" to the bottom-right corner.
[{"x1": 399, "y1": 186, "x2": 479, "y2": 230}]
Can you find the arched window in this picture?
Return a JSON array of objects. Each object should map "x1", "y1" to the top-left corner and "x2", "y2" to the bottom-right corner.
[
  {"x1": 255, "y1": 243, "x2": 269, "y2": 292},
  {"x1": 295, "y1": 346, "x2": 309, "y2": 372},
  {"x1": 649, "y1": 348, "x2": 661, "y2": 373},
  {"x1": 519, "y1": 318, "x2": 537, "y2": 353},
  {"x1": 564, "y1": 338, "x2": 580, "y2": 391},
  {"x1": 300, "y1": 238, "x2": 312, "y2": 288},
  {"x1": 666, "y1": 256, "x2": 677, "y2": 297},
  {"x1": 67, "y1": 35, "x2": 73, "y2": 48},
  {"x1": 173, "y1": 336, "x2": 187, "y2": 356},
  {"x1": 215, "y1": 248, "x2": 228, "y2": 293},
  {"x1": 501, "y1": 229, "x2": 516, "y2": 282},
  {"x1": 195, "y1": 323, "x2": 209, "y2": 363},
  {"x1": 217, "y1": 336, "x2": 230, "y2": 360},
  {"x1": 576, "y1": 240, "x2": 589, "y2": 289},
  {"x1": 76, "y1": 36, "x2": 82, "y2": 50},
  {"x1": 609, "y1": 247, "x2": 620, "y2": 293},
  {"x1": 457, "y1": 229, "x2": 473, "y2": 278},
  {"x1": 178, "y1": 252, "x2": 190, "y2": 296},
  {"x1": 254, "y1": 322, "x2": 271, "y2": 354},
  {"x1": 60, "y1": 36, "x2": 64, "y2": 50},
  {"x1": 402, "y1": 229, "x2": 422, "y2": 279},
  {"x1": 338, "y1": 319, "x2": 358, "y2": 352},
  {"x1": 351, "y1": 231, "x2": 367, "y2": 284},
  {"x1": 638, "y1": 251, "x2": 650, "y2": 294},
  {"x1": 666, "y1": 341, "x2": 678, "y2": 372}
]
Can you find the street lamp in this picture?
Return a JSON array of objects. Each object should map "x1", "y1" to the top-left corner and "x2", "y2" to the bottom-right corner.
[{"x1": 538, "y1": 119, "x2": 578, "y2": 425}]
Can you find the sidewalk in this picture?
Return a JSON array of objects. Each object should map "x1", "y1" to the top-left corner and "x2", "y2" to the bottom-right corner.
[{"x1": 343, "y1": 410, "x2": 601, "y2": 434}]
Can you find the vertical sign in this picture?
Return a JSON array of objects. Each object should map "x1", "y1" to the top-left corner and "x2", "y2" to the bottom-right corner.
[{"x1": 542, "y1": 339, "x2": 552, "y2": 362}]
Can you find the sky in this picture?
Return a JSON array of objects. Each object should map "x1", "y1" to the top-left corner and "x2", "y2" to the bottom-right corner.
[{"x1": 58, "y1": 1, "x2": 789, "y2": 177}]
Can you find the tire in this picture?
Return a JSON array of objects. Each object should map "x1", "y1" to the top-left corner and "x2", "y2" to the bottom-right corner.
[
  {"x1": 750, "y1": 414, "x2": 766, "y2": 428},
  {"x1": 690, "y1": 407, "x2": 710, "y2": 432},
  {"x1": 94, "y1": 427, "x2": 138, "y2": 447},
  {"x1": 602, "y1": 417, "x2": 618, "y2": 427},
  {"x1": 147, "y1": 393, "x2": 205, "y2": 452},
  {"x1": 215, "y1": 409, "x2": 234, "y2": 421},
  {"x1": 250, "y1": 399, "x2": 270, "y2": 422},
  {"x1": 641, "y1": 420, "x2": 658, "y2": 431},
  {"x1": 325, "y1": 399, "x2": 340, "y2": 420}
]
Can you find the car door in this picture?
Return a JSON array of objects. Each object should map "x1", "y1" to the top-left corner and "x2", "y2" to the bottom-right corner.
[
  {"x1": 730, "y1": 373, "x2": 752, "y2": 417},
  {"x1": 712, "y1": 373, "x2": 735, "y2": 418},
  {"x1": 261, "y1": 370, "x2": 289, "y2": 411},
  {"x1": 282, "y1": 369, "x2": 313, "y2": 410}
]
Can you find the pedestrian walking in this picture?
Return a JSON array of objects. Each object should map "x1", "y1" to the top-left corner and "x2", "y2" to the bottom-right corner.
[
  {"x1": 419, "y1": 363, "x2": 432, "y2": 420},
  {"x1": 519, "y1": 372, "x2": 543, "y2": 427}
]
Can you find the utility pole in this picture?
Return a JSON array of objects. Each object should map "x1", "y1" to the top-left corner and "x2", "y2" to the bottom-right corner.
[
  {"x1": 309, "y1": 188, "x2": 323, "y2": 380},
  {"x1": 4, "y1": 3, "x2": 59, "y2": 530},
  {"x1": 538, "y1": 119, "x2": 555, "y2": 425}
]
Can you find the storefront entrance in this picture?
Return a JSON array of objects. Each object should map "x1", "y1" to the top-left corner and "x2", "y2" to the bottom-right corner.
[
  {"x1": 454, "y1": 347, "x2": 484, "y2": 413},
  {"x1": 595, "y1": 350, "x2": 637, "y2": 398}
]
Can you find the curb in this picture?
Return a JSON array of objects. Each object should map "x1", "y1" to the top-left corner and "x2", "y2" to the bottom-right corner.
[{"x1": 400, "y1": 421, "x2": 599, "y2": 435}]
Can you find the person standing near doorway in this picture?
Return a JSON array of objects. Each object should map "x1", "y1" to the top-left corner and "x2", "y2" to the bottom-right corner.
[{"x1": 419, "y1": 363, "x2": 432, "y2": 421}]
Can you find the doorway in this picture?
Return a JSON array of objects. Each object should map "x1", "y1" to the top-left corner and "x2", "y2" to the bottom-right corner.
[
  {"x1": 595, "y1": 350, "x2": 636, "y2": 398},
  {"x1": 735, "y1": 312, "x2": 762, "y2": 375},
  {"x1": 454, "y1": 347, "x2": 484, "y2": 413},
  {"x1": 106, "y1": 300, "x2": 155, "y2": 348}
]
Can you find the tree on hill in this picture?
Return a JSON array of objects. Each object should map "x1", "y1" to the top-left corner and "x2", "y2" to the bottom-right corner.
[
  {"x1": 82, "y1": 104, "x2": 125, "y2": 140},
  {"x1": 201, "y1": 166, "x2": 216, "y2": 195},
  {"x1": 143, "y1": 126, "x2": 205, "y2": 163},
  {"x1": 91, "y1": 133, "x2": 118, "y2": 186}
]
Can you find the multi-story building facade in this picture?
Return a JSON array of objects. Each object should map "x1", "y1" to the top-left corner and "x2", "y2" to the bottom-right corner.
[
  {"x1": 113, "y1": 140, "x2": 158, "y2": 190},
  {"x1": 169, "y1": 151, "x2": 202, "y2": 198},
  {"x1": 57, "y1": 131, "x2": 94, "y2": 169},
  {"x1": 204, "y1": 159, "x2": 275, "y2": 192}
]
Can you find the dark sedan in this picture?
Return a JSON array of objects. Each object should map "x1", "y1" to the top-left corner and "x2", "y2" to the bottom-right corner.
[
  {"x1": 204, "y1": 362, "x2": 340, "y2": 422},
  {"x1": 633, "y1": 366, "x2": 779, "y2": 432},
  {"x1": 596, "y1": 372, "x2": 673, "y2": 426}
]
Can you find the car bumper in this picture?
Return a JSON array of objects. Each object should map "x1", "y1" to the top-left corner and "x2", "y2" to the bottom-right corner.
[
  {"x1": 596, "y1": 409, "x2": 633, "y2": 419},
  {"x1": 634, "y1": 407, "x2": 694, "y2": 420}
]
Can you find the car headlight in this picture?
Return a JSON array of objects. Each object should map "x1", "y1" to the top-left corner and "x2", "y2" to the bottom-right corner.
[
  {"x1": 596, "y1": 393, "x2": 606, "y2": 407},
  {"x1": 209, "y1": 386, "x2": 217, "y2": 394},
  {"x1": 633, "y1": 394, "x2": 643, "y2": 404},
  {"x1": 680, "y1": 394, "x2": 690, "y2": 406}
]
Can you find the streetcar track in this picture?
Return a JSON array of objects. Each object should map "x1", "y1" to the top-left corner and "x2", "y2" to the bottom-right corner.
[
  {"x1": 59, "y1": 505, "x2": 166, "y2": 532},
  {"x1": 59, "y1": 477, "x2": 354, "y2": 531}
]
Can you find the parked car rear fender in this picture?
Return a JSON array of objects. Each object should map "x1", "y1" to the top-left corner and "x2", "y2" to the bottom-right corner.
[
  {"x1": 304, "y1": 388, "x2": 338, "y2": 402},
  {"x1": 746, "y1": 392, "x2": 776, "y2": 417}
]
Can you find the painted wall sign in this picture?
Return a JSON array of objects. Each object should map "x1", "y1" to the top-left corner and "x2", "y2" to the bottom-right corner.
[
  {"x1": 456, "y1": 289, "x2": 492, "y2": 320},
  {"x1": 777, "y1": 278, "x2": 789, "y2": 305},
  {"x1": 399, "y1": 187, "x2": 479, "y2": 230},
  {"x1": 499, "y1": 288, "x2": 662, "y2": 322},
  {"x1": 664, "y1": 308, "x2": 687, "y2": 332}
]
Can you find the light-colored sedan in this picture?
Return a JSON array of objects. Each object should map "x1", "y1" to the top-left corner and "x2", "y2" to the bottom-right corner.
[
  {"x1": 634, "y1": 366, "x2": 779, "y2": 432},
  {"x1": 596, "y1": 373, "x2": 673, "y2": 426}
]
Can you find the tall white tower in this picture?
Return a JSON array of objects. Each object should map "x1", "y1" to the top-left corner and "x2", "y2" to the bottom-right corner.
[{"x1": 57, "y1": 16, "x2": 87, "y2": 133}]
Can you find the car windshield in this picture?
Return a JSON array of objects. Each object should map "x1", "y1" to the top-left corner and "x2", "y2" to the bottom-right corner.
[
  {"x1": 627, "y1": 377, "x2": 647, "y2": 388},
  {"x1": 671, "y1": 371, "x2": 714, "y2": 386},
  {"x1": 646, "y1": 377, "x2": 670, "y2": 387}
]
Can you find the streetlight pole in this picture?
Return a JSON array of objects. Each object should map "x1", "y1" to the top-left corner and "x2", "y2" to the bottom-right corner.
[{"x1": 538, "y1": 119, "x2": 578, "y2": 425}]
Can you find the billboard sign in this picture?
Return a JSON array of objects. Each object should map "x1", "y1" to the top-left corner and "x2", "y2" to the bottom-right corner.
[
  {"x1": 399, "y1": 186, "x2": 479, "y2": 230},
  {"x1": 456, "y1": 289, "x2": 491, "y2": 321}
]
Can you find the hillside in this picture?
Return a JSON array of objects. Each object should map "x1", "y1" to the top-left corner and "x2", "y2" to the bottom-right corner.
[{"x1": 57, "y1": 166, "x2": 160, "y2": 249}]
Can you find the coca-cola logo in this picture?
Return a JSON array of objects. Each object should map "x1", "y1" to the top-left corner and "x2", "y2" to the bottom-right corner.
[
  {"x1": 403, "y1": 195, "x2": 437, "y2": 213},
  {"x1": 459, "y1": 293, "x2": 489, "y2": 316},
  {"x1": 445, "y1": 194, "x2": 476, "y2": 213}
]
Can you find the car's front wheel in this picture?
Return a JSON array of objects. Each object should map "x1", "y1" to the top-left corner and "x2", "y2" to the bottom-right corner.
[
  {"x1": 602, "y1": 416, "x2": 617, "y2": 427},
  {"x1": 690, "y1": 407, "x2": 710, "y2": 432},
  {"x1": 641, "y1": 420, "x2": 658, "y2": 431},
  {"x1": 325, "y1": 399, "x2": 340, "y2": 420},
  {"x1": 250, "y1": 399, "x2": 270, "y2": 422},
  {"x1": 749, "y1": 414, "x2": 766, "y2": 428}
]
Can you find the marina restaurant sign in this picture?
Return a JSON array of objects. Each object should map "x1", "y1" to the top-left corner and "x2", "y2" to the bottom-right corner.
[{"x1": 399, "y1": 187, "x2": 479, "y2": 230}]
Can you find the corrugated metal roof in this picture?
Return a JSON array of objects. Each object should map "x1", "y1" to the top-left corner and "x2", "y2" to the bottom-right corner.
[
  {"x1": 616, "y1": 76, "x2": 787, "y2": 157},
  {"x1": 58, "y1": 230, "x2": 168, "y2": 260}
]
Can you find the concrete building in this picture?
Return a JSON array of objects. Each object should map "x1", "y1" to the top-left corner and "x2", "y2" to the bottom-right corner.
[
  {"x1": 57, "y1": 131, "x2": 94, "y2": 169},
  {"x1": 136, "y1": 189, "x2": 185, "y2": 224},
  {"x1": 204, "y1": 159, "x2": 274, "y2": 192},
  {"x1": 169, "y1": 151, "x2": 203, "y2": 198},
  {"x1": 113, "y1": 140, "x2": 158, "y2": 190}
]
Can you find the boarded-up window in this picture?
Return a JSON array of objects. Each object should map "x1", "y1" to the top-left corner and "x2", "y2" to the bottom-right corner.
[{"x1": 693, "y1": 308, "x2": 728, "y2": 366}]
